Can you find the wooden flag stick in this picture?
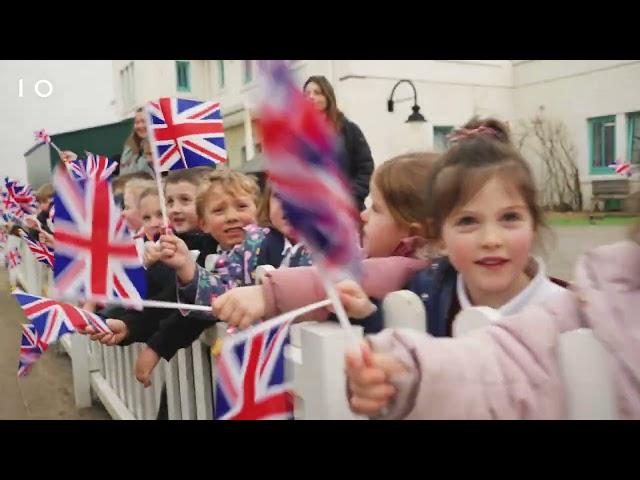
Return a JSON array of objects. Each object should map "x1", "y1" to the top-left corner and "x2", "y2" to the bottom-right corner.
[{"x1": 319, "y1": 272, "x2": 360, "y2": 349}]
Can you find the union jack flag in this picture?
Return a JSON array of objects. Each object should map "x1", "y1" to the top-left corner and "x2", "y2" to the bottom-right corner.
[
  {"x1": 48, "y1": 204, "x2": 55, "y2": 227},
  {"x1": 6, "y1": 248, "x2": 21, "y2": 269},
  {"x1": 609, "y1": 158, "x2": 639, "y2": 178},
  {"x1": 67, "y1": 152, "x2": 118, "y2": 182},
  {"x1": 18, "y1": 229, "x2": 54, "y2": 268},
  {"x1": 34, "y1": 129, "x2": 51, "y2": 145},
  {"x1": 0, "y1": 192, "x2": 6, "y2": 222},
  {"x1": 18, "y1": 324, "x2": 45, "y2": 377},
  {"x1": 13, "y1": 290, "x2": 111, "y2": 376},
  {"x1": 147, "y1": 97, "x2": 227, "y2": 171},
  {"x1": 2, "y1": 177, "x2": 38, "y2": 220},
  {"x1": 52, "y1": 166, "x2": 146, "y2": 305},
  {"x1": 215, "y1": 316, "x2": 294, "y2": 420}
]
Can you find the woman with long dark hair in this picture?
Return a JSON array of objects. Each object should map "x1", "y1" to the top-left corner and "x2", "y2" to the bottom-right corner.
[{"x1": 303, "y1": 75, "x2": 374, "y2": 211}]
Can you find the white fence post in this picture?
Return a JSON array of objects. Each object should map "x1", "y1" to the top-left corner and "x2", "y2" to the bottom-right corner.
[
  {"x1": 123, "y1": 346, "x2": 135, "y2": 411},
  {"x1": 115, "y1": 347, "x2": 126, "y2": 401},
  {"x1": 285, "y1": 322, "x2": 307, "y2": 419},
  {"x1": 297, "y1": 322, "x2": 365, "y2": 420},
  {"x1": 558, "y1": 329, "x2": 616, "y2": 420},
  {"x1": 164, "y1": 356, "x2": 182, "y2": 420},
  {"x1": 382, "y1": 290, "x2": 426, "y2": 331},
  {"x1": 177, "y1": 347, "x2": 196, "y2": 419},
  {"x1": 192, "y1": 339, "x2": 213, "y2": 420},
  {"x1": 452, "y1": 306, "x2": 500, "y2": 337},
  {"x1": 152, "y1": 362, "x2": 164, "y2": 415},
  {"x1": 451, "y1": 306, "x2": 616, "y2": 420},
  {"x1": 70, "y1": 334, "x2": 92, "y2": 408}
]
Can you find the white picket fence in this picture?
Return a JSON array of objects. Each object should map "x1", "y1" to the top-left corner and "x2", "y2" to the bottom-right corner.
[{"x1": 8, "y1": 234, "x2": 617, "y2": 420}]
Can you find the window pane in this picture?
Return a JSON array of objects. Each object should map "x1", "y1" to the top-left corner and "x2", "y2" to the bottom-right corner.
[
  {"x1": 593, "y1": 122, "x2": 603, "y2": 167},
  {"x1": 120, "y1": 69, "x2": 126, "y2": 106},
  {"x1": 603, "y1": 123, "x2": 615, "y2": 166},
  {"x1": 218, "y1": 60, "x2": 225, "y2": 88},
  {"x1": 434, "y1": 126, "x2": 453, "y2": 153},
  {"x1": 176, "y1": 61, "x2": 190, "y2": 91},
  {"x1": 243, "y1": 60, "x2": 253, "y2": 83},
  {"x1": 130, "y1": 63, "x2": 135, "y2": 105},
  {"x1": 632, "y1": 116, "x2": 640, "y2": 165}
]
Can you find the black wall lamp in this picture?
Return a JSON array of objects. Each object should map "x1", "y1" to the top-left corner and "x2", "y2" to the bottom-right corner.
[{"x1": 387, "y1": 79, "x2": 426, "y2": 123}]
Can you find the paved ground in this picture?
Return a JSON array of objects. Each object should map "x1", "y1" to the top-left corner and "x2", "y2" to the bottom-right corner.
[
  {"x1": 545, "y1": 225, "x2": 628, "y2": 280},
  {"x1": 0, "y1": 269, "x2": 110, "y2": 420}
]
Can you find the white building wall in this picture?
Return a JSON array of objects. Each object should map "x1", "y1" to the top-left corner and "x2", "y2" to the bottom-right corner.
[
  {"x1": 512, "y1": 60, "x2": 640, "y2": 205},
  {"x1": 24, "y1": 144, "x2": 52, "y2": 189},
  {"x1": 109, "y1": 59, "x2": 640, "y2": 209},
  {"x1": 334, "y1": 60, "x2": 514, "y2": 165}
]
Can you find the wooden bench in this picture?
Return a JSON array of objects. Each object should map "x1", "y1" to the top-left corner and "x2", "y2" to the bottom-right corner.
[{"x1": 589, "y1": 178, "x2": 630, "y2": 222}]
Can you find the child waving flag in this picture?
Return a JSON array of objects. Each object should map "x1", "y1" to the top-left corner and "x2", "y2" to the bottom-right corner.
[{"x1": 257, "y1": 60, "x2": 363, "y2": 343}]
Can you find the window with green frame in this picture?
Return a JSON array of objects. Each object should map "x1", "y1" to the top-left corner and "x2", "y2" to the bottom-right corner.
[
  {"x1": 217, "y1": 60, "x2": 225, "y2": 89},
  {"x1": 628, "y1": 112, "x2": 640, "y2": 166},
  {"x1": 242, "y1": 60, "x2": 253, "y2": 84},
  {"x1": 588, "y1": 115, "x2": 616, "y2": 174},
  {"x1": 434, "y1": 126, "x2": 453, "y2": 153},
  {"x1": 176, "y1": 61, "x2": 191, "y2": 92}
]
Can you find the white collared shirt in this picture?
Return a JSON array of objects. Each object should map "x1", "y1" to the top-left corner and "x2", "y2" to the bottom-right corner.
[
  {"x1": 456, "y1": 256, "x2": 565, "y2": 316},
  {"x1": 280, "y1": 238, "x2": 304, "y2": 268},
  {"x1": 204, "y1": 245, "x2": 230, "y2": 272}
]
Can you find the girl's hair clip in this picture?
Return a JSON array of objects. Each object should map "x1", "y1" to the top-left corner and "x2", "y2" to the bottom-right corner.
[{"x1": 446, "y1": 126, "x2": 500, "y2": 144}]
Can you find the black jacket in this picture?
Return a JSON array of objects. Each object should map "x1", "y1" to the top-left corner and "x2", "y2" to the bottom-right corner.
[
  {"x1": 97, "y1": 231, "x2": 219, "y2": 360},
  {"x1": 338, "y1": 118, "x2": 374, "y2": 211},
  {"x1": 37, "y1": 204, "x2": 53, "y2": 234}
]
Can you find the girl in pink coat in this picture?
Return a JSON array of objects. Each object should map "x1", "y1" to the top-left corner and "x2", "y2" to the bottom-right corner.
[{"x1": 345, "y1": 236, "x2": 640, "y2": 419}]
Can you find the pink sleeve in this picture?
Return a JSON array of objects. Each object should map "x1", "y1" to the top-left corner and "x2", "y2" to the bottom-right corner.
[
  {"x1": 367, "y1": 289, "x2": 581, "y2": 420},
  {"x1": 261, "y1": 257, "x2": 430, "y2": 319}
]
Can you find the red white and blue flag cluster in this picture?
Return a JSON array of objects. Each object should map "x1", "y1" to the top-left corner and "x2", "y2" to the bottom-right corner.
[
  {"x1": 2, "y1": 177, "x2": 38, "y2": 221},
  {"x1": 11, "y1": 87, "x2": 354, "y2": 421},
  {"x1": 14, "y1": 291, "x2": 111, "y2": 377},
  {"x1": 67, "y1": 152, "x2": 118, "y2": 182},
  {"x1": 18, "y1": 230, "x2": 54, "y2": 269},
  {"x1": 10, "y1": 109, "x2": 227, "y2": 379}
]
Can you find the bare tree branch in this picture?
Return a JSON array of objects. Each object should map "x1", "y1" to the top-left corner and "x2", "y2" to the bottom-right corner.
[{"x1": 514, "y1": 113, "x2": 582, "y2": 211}]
